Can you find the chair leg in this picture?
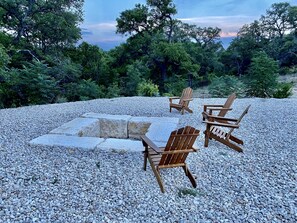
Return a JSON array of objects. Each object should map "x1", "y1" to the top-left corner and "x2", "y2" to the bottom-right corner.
[
  {"x1": 204, "y1": 125, "x2": 210, "y2": 147},
  {"x1": 210, "y1": 134, "x2": 243, "y2": 152},
  {"x1": 229, "y1": 135, "x2": 243, "y2": 145},
  {"x1": 148, "y1": 156, "x2": 165, "y2": 193},
  {"x1": 182, "y1": 165, "x2": 197, "y2": 188},
  {"x1": 169, "y1": 106, "x2": 172, "y2": 113},
  {"x1": 184, "y1": 107, "x2": 193, "y2": 113},
  {"x1": 143, "y1": 150, "x2": 148, "y2": 171}
]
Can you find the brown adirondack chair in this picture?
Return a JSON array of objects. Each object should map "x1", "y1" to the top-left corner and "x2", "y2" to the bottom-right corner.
[
  {"x1": 202, "y1": 93, "x2": 236, "y2": 123},
  {"x1": 141, "y1": 126, "x2": 200, "y2": 193},
  {"x1": 169, "y1": 87, "x2": 193, "y2": 114},
  {"x1": 203, "y1": 105, "x2": 250, "y2": 152}
]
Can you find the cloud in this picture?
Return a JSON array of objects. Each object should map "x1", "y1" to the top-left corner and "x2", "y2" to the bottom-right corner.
[
  {"x1": 80, "y1": 21, "x2": 123, "y2": 43},
  {"x1": 179, "y1": 15, "x2": 258, "y2": 37}
]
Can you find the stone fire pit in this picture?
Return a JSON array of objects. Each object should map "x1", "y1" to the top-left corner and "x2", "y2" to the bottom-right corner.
[{"x1": 30, "y1": 113, "x2": 179, "y2": 152}]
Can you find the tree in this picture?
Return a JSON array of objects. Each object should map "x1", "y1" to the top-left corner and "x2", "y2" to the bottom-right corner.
[
  {"x1": 260, "y1": 2, "x2": 293, "y2": 39},
  {"x1": 148, "y1": 41, "x2": 199, "y2": 92},
  {"x1": 116, "y1": 0, "x2": 177, "y2": 42},
  {"x1": 245, "y1": 52, "x2": 279, "y2": 97},
  {"x1": 0, "y1": 0, "x2": 83, "y2": 51}
]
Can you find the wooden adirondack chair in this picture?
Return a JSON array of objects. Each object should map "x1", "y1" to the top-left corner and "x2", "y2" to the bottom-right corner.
[
  {"x1": 169, "y1": 87, "x2": 193, "y2": 114},
  {"x1": 202, "y1": 93, "x2": 236, "y2": 123},
  {"x1": 203, "y1": 105, "x2": 250, "y2": 152},
  {"x1": 141, "y1": 126, "x2": 200, "y2": 193}
]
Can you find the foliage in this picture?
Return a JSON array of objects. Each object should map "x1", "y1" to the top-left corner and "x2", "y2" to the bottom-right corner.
[
  {"x1": 148, "y1": 41, "x2": 199, "y2": 92},
  {"x1": 0, "y1": 0, "x2": 83, "y2": 51},
  {"x1": 208, "y1": 75, "x2": 246, "y2": 97},
  {"x1": 164, "y1": 75, "x2": 188, "y2": 96},
  {"x1": 116, "y1": 0, "x2": 177, "y2": 40},
  {"x1": 1, "y1": 1, "x2": 297, "y2": 109},
  {"x1": 245, "y1": 52, "x2": 279, "y2": 97},
  {"x1": 105, "y1": 82, "x2": 120, "y2": 98},
  {"x1": 273, "y1": 82, "x2": 293, "y2": 98},
  {"x1": 64, "y1": 79, "x2": 104, "y2": 101},
  {"x1": 124, "y1": 60, "x2": 149, "y2": 96},
  {"x1": 178, "y1": 188, "x2": 200, "y2": 197},
  {"x1": 137, "y1": 80, "x2": 159, "y2": 97},
  {"x1": 0, "y1": 60, "x2": 58, "y2": 108},
  {"x1": 0, "y1": 44, "x2": 10, "y2": 68}
]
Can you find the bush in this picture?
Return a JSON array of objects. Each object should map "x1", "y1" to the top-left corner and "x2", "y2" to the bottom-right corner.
[
  {"x1": 208, "y1": 75, "x2": 246, "y2": 97},
  {"x1": 105, "y1": 82, "x2": 120, "y2": 98},
  {"x1": 0, "y1": 61, "x2": 58, "y2": 107},
  {"x1": 273, "y1": 82, "x2": 293, "y2": 98},
  {"x1": 245, "y1": 52, "x2": 279, "y2": 97},
  {"x1": 124, "y1": 60, "x2": 149, "y2": 96},
  {"x1": 0, "y1": 44, "x2": 10, "y2": 68},
  {"x1": 137, "y1": 80, "x2": 159, "y2": 96},
  {"x1": 64, "y1": 79, "x2": 104, "y2": 101},
  {"x1": 165, "y1": 75, "x2": 188, "y2": 96}
]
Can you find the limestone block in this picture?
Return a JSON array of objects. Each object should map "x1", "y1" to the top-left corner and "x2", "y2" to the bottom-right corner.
[
  {"x1": 97, "y1": 138, "x2": 143, "y2": 152},
  {"x1": 81, "y1": 113, "x2": 131, "y2": 138},
  {"x1": 29, "y1": 134, "x2": 105, "y2": 150},
  {"x1": 81, "y1": 113, "x2": 131, "y2": 121},
  {"x1": 145, "y1": 122, "x2": 178, "y2": 143},
  {"x1": 50, "y1": 118, "x2": 100, "y2": 137},
  {"x1": 128, "y1": 117, "x2": 151, "y2": 139},
  {"x1": 128, "y1": 116, "x2": 179, "y2": 139}
]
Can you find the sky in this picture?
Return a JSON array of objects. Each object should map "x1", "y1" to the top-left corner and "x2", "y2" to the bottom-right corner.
[{"x1": 81, "y1": 0, "x2": 296, "y2": 50}]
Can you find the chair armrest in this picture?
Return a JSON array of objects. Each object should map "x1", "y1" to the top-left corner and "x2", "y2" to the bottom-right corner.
[
  {"x1": 203, "y1": 121, "x2": 239, "y2": 128},
  {"x1": 162, "y1": 148, "x2": 197, "y2": 154},
  {"x1": 204, "y1": 104, "x2": 224, "y2": 109},
  {"x1": 169, "y1": 97, "x2": 180, "y2": 103},
  {"x1": 141, "y1": 135, "x2": 163, "y2": 153},
  {"x1": 206, "y1": 115, "x2": 238, "y2": 122},
  {"x1": 208, "y1": 107, "x2": 232, "y2": 111}
]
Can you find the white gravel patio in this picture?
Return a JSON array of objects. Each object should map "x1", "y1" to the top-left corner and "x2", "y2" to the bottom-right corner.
[{"x1": 0, "y1": 97, "x2": 296, "y2": 222}]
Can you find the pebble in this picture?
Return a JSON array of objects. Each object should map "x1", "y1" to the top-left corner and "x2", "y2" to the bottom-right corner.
[{"x1": 0, "y1": 97, "x2": 296, "y2": 222}]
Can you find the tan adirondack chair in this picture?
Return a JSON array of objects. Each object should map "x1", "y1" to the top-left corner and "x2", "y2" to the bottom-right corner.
[
  {"x1": 169, "y1": 87, "x2": 193, "y2": 114},
  {"x1": 141, "y1": 126, "x2": 200, "y2": 193},
  {"x1": 202, "y1": 93, "x2": 236, "y2": 123},
  {"x1": 203, "y1": 105, "x2": 250, "y2": 152}
]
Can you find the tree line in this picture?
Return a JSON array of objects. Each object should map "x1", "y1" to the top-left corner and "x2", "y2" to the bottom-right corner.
[{"x1": 0, "y1": 0, "x2": 296, "y2": 108}]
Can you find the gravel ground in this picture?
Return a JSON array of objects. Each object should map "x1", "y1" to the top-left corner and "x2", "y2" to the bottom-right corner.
[{"x1": 0, "y1": 97, "x2": 296, "y2": 222}]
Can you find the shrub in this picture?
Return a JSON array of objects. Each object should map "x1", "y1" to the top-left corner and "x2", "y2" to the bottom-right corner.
[
  {"x1": 165, "y1": 75, "x2": 188, "y2": 96},
  {"x1": 0, "y1": 44, "x2": 10, "y2": 68},
  {"x1": 273, "y1": 82, "x2": 293, "y2": 98},
  {"x1": 65, "y1": 79, "x2": 104, "y2": 101},
  {"x1": 208, "y1": 75, "x2": 246, "y2": 97},
  {"x1": 245, "y1": 52, "x2": 279, "y2": 97},
  {"x1": 124, "y1": 60, "x2": 149, "y2": 96},
  {"x1": 0, "y1": 61, "x2": 58, "y2": 107},
  {"x1": 137, "y1": 80, "x2": 159, "y2": 96},
  {"x1": 105, "y1": 82, "x2": 120, "y2": 98},
  {"x1": 178, "y1": 188, "x2": 200, "y2": 197}
]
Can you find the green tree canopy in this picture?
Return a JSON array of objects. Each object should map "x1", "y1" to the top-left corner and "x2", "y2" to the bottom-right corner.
[{"x1": 0, "y1": 0, "x2": 84, "y2": 51}]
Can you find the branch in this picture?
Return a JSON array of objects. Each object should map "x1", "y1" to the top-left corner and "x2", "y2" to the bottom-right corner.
[{"x1": 16, "y1": 50, "x2": 40, "y2": 62}]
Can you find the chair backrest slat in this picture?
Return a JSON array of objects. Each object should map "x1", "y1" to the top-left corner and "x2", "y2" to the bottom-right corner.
[
  {"x1": 218, "y1": 93, "x2": 236, "y2": 117},
  {"x1": 159, "y1": 126, "x2": 199, "y2": 166},
  {"x1": 179, "y1": 87, "x2": 193, "y2": 105},
  {"x1": 227, "y1": 105, "x2": 251, "y2": 138}
]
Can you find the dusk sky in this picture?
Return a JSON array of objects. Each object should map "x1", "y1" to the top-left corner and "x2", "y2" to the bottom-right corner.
[{"x1": 81, "y1": 0, "x2": 296, "y2": 50}]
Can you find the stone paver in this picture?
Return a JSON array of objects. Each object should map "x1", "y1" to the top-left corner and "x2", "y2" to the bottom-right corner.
[
  {"x1": 30, "y1": 134, "x2": 104, "y2": 150},
  {"x1": 82, "y1": 113, "x2": 131, "y2": 138},
  {"x1": 145, "y1": 122, "x2": 179, "y2": 144},
  {"x1": 128, "y1": 116, "x2": 179, "y2": 139},
  {"x1": 97, "y1": 138, "x2": 143, "y2": 152},
  {"x1": 50, "y1": 118, "x2": 100, "y2": 137}
]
